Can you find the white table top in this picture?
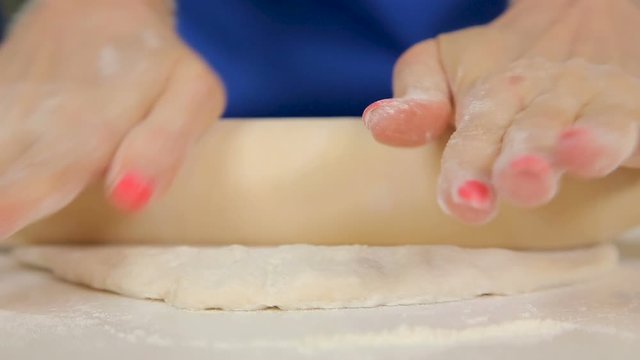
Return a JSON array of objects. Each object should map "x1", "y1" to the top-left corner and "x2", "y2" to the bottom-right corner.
[{"x1": 1, "y1": 239, "x2": 639, "y2": 359}]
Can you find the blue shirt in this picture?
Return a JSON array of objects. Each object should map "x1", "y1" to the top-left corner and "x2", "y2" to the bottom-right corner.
[
  {"x1": 178, "y1": 1, "x2": 506, "y2": 117},
  {"x1": 1, "y1": 1, "x2": 508, "y2": 117}
]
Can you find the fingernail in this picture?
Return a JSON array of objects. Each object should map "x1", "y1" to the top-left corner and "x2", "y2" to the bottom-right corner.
[
  {"x1": 509, "y1": 155, "x2": 551, "y2": 177},
  {"x1": 559, "y1": 127, "x2": 587, "y2": 141},
  {"x1": 110, "y1": 172, "x2": 154, "y2": 212},
  {"x1": 362, "y1": 99, "x2": 394, "y2": 129},
  {"x1": 455, "y1": 180, "x2": 492, "y2": 209}
]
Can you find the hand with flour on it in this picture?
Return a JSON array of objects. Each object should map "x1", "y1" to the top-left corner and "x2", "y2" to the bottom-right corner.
[
  {"x1": 364, "y1": 0, "x2": 640, "y2": 224},
  {"x1": 0, "y1": 0, "x2": 225, "y2": 238}
]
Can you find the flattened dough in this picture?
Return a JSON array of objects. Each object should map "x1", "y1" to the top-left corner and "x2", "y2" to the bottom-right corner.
[{"x1": 14, "y1": 243, "x2": 617, "y2": 310}]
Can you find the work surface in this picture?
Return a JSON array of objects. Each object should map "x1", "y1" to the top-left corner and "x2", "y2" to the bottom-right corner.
[{"x1": 1, "y1": 239, "x2": 639, "y2": 359}]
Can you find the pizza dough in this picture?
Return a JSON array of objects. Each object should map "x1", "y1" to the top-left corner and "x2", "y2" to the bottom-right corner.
[
  {"x1": 13, "y1": 243, "x2": 617, "y2": 310},
  {"x1": 12, "y1": 119, "x2": 640, "y2": 250}
]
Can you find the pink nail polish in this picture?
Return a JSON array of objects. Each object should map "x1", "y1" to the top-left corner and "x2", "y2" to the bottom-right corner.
[
  {"x1": 110, "y1": 172, "x2": 154, "y2": 212},
  {"x1": 559, "y1": 127, "x2": 588, "y2": 142},
  {"x1": 509, "y1": 155, "x2": 551, "y2": 176},
  {"x1": 497, "y1": 155, "x2": 557, "y2": 208},
  {"x1": 456, "y1": 180, "x2": 492, "y2": 209},
  {"x1": 558, "y1": 127, "x2": 591, "y2": 146}
]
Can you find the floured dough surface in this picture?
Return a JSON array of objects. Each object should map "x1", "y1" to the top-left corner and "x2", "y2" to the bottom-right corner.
[{"x1": 14, "y1": 244, "x2": 617, "y2": 310}]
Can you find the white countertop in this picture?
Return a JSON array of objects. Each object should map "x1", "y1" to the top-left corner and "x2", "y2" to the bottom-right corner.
[{"x1": 1, "y1": 239, "x2": 639, "y2": 359}]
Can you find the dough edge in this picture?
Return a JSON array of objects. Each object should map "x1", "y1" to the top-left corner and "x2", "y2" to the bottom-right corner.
[{"x1": 13, "y1": 243, "x2": 618, "y2": 311}]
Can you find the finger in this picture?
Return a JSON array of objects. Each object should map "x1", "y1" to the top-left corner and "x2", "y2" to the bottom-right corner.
[
  {"x1": 493, "y1": 90, "x2": 583, "y2": 207},
  {"x1": 363, "y1": 39, "x2": 453, "y2": 147},
  {"x1": 437, "y1": 77, "x2": 524, "y2": 224},
  {"x1": 555, "y1": 101, "x2": 639, "y2": 178},
  {"x1": 105, "y1": 51, "x2": 226, "y2": 212}
]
